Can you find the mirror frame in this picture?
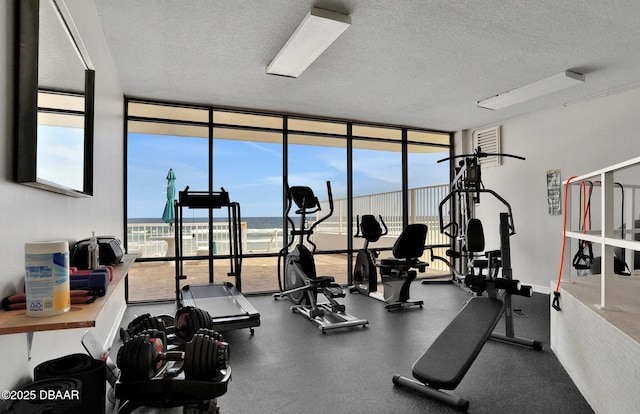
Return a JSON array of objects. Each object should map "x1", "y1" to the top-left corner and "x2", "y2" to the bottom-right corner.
[{"x1": 15, "y1": 0, "x2": 95, "y2": 197}]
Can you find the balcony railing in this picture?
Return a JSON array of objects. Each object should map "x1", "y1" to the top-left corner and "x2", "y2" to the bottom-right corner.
[{"x1": 127, "y1": 184, "x2": 451, "y2": 271}]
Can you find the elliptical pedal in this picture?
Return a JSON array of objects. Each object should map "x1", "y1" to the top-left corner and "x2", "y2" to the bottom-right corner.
[{"x1": 325, "y1": 285, "x2": 345, "y2": 298}]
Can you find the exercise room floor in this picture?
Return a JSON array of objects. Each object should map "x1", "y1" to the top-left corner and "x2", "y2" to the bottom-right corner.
[{"x1": 109, "y1": 284, "x2": 594, "y2": 414}]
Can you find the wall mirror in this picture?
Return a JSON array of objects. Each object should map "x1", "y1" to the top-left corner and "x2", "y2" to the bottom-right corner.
[{"x1": 15, "y1": 0, "x2": 95, "y2": 197}]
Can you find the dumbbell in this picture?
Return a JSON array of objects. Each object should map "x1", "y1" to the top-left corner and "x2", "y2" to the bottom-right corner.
[
  {"x1": 117, "y1": 329, "x2": 229, "y2": 382},
  {"x1": 119, "y1": 313, "x2": 173, "y2": 343},
  {"x1": 174, "y1": 306, "x2": 214, "y2": 342},
  {"x1": 192, "y1": 328, "x2": 229, "y2": 367},
  {"x1": 117, "y1": 330, "x2": 178, "y2": 382},
  {"x1": 120, "y1": 306, "x2": 213, "y2": 344},
  {"x1": 70, "y1": 268, "x2": 110, "y2": 296},
  {"x1": 183, "y1": 331, "x2": 230, "y2": 381}
]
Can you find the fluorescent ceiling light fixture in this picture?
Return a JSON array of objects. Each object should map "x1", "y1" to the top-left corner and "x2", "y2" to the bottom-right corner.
[
  {"x1": 477, "y1": 70, "x2": 585, "y2": 110},
  {"x1": 266, "y1": 7, "x2": 351, "y2": 78}
]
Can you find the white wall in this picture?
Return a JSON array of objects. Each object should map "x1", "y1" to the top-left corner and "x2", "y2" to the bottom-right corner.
[
  {"x1": 469, "y1": 87, "x2": 640, "y2": 292},
  {"x1": 0, "y1": 0, "x2": 124, "y2": 391}
]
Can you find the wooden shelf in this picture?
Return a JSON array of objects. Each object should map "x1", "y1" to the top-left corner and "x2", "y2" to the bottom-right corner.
[{"x1": 0, "y1": 255, "x2": 135, "y2": 335}]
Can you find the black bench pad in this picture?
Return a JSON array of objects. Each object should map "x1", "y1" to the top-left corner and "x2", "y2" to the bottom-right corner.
[{"x1": 412, "y1": 297, "x2": 505, "y2": 390}]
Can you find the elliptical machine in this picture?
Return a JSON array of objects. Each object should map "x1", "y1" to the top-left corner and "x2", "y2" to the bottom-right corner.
[
  {"x1": 273, "y1": 181, "x2": 368, "y2": 333},
  {"x1": 350, "y1": 215, "x2": 426, "y2": 310}
]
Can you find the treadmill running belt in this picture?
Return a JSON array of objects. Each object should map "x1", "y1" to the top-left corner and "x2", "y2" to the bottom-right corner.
[{"x1": 181, "y1": 283, "x2": 260, "y2": 333}]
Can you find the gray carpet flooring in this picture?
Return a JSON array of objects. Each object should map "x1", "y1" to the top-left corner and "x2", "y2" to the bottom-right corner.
[{"x1": 109, "y1": 283, "x2": 594, "y2": 414}]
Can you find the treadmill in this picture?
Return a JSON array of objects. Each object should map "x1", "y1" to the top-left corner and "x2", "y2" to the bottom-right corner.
[{"x1": 174, "y1": 187, "x2": 260, "y2": 334}]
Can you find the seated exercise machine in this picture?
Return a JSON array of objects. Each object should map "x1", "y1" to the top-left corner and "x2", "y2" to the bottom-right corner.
[
  {"x1": 273, "y1": 181, "x2": 368, "y2": 332},
  {"x1": 393, "y1": 149, "x2": 542, "y2": 412},
  {"x1": 175, "y1": 187, "x2": 260, "y2": 335},
  {"x1": 350, "y1": 214, "x2": 426, "y2": 310}
]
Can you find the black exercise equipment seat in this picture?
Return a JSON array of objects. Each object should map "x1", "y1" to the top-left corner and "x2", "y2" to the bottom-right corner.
[
  {"x1": 380, "y1": 223, "x2": 428, "y2": 271},
  {"x1": 379, "y1": 224, "x2": 428, "y2": 272},
  {"x1": 413, "y1": 298, "x2": 504, "y2": 388},
  {"x1": 359, "y1": 214, "x2": 384, "y2": 243},
  {"x1": 393, "y1": 297, "x2": 504, "y2": 412},
  {"x1": 377, "y1": 223, "x2": 428, "y2": 310}
]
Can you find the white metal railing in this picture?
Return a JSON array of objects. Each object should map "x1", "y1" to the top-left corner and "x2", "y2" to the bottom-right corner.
[
  {"x1": 126, "y1": 222, "x2": 278, "y2": 257},
  {"x1": 314, "y1": 184, "x2": 451, "y2": 271},
  {"x1": 127, "y1": 184, "x2": 451, "y2": 266},
  {"x1": 317, "y1": 185, "x2": 450, "y2": 237}
]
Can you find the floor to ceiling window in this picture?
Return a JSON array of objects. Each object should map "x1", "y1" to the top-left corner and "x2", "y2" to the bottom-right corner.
[
  {"x1": 124, "y1": 98, "x2": 452, "y2": 302},
  {"x1": 211, "y1": 111, "x2": 284, "y2": 292},
  {"x1": 126, "y1": 102, "x2": 209, "y2": 301},
  {"x1": 407, "y1": 132, "x2": 452, "y2": 274},
  {"x1": 287, "y1": 119, "x2": 348, "y2": 285}
]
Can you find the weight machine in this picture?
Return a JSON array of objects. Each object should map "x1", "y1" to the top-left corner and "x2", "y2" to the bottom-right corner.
[
  {"x1": 429, "y1": 146, "x2": 525, "y2": 284},
  {"x1": 394, "y1": 148, "x2": 544, "y2": 411}
]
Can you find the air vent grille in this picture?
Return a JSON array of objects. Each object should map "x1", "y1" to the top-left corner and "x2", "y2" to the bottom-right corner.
[{"x1": 474, "y1": 126, "x2": 501, "y2": 167}]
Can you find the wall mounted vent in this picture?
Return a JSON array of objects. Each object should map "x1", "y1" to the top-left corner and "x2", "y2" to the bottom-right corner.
[{"x1": 473, "y1": 126, "x2": 501, "y2": 167}]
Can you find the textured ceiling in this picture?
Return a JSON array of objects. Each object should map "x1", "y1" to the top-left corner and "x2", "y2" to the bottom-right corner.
[{"x1": 93, "y1": 0, "x2": 640, "y2": 132}]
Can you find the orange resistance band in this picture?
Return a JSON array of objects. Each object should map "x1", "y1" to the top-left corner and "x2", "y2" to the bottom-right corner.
[
  {"x1": 580, "y1": 181, "x2": 592, "y2": 234},
  {"x1": 553, "y1": 175, "x2": 579, "y2": 311}
]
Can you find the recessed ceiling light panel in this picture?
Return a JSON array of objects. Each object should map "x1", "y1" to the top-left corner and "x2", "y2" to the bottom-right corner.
[
  {"x1": 266, "y1": 7, "x2": 351, "y2": 78},
  {"x1": 477, "y1": 70, "x2": 585, "y2": 110}
]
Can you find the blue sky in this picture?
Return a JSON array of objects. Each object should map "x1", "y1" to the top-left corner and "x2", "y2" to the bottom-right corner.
[
  {"x1": 128, "y1": 133, "x2": 449, "y2": 218},
  {"x1": 37, "y1": 125, "x2": 84, "y2": 191}
]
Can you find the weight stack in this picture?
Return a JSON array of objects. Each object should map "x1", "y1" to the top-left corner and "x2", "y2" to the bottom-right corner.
[{"x1": 34, "y1": 353, "x2": 106, "y2": 414}]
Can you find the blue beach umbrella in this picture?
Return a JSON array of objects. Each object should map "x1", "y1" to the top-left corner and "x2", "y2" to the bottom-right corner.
[{"x1": 162, "y1": 168, "x2": 176, "y2": 227}]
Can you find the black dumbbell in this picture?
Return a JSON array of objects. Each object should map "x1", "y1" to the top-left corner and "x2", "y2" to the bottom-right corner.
[
  {"x1": 119, "y1": 313, "x2": 169, "y2": 343},
  {"x1": 117, "y1": 329, "x2": 229, "y2": 382},
  {"x1": 117, "y1": 330, "x2": 179, "y2": 382},
  {"x1": 120, "y1": 306, "x2": 210, "y2": 345},
  {"x1": 183, "y1": 332, "x2": 230, "y2": 381},
  {"x1": 194, "y1": 328, "x2": 224, "y2": 342},
  {"x1": 174, "y1": 306, "x2": 214, "y2": 342}
]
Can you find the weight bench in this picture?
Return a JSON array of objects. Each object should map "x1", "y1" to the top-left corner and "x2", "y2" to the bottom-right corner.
[
  {"x1": 393, "y1": 214, "x2": 542, "y2": 412},
  {"x1": 393, "y1": 297, "x2": 505, "y2": 412}
]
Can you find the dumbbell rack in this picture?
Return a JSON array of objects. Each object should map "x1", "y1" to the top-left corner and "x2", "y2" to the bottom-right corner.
[{"x1": 113, "y1": 368, "x2": 231, "y2": 414}]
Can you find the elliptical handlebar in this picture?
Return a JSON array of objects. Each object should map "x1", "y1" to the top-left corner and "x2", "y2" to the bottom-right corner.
[
  {"x1": 379, "y1": 215, "x2": 389, "y2": 236},
  {"x1": 308, "y1": 181, "x2": 334, "y2": 234},
  {"x1": 282, "y1": 181, "x2": 335, "y2": 252}
]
